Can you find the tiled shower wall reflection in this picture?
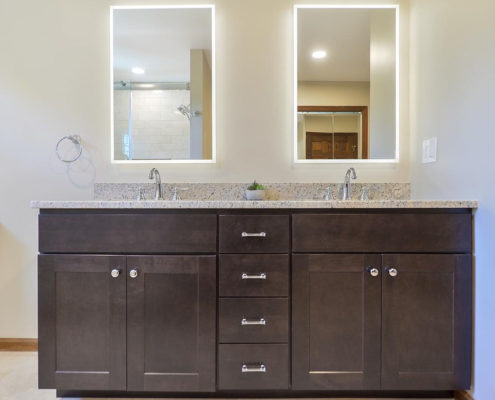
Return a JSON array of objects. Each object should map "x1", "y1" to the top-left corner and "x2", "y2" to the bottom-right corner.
[{"x1": 114, "y1": 89, "x2": 190, "y2": 160}]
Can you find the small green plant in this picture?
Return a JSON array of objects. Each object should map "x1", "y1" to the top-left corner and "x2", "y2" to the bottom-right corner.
[{"x1": 247, "y1": 180, "x2": 265, "y2": 191}]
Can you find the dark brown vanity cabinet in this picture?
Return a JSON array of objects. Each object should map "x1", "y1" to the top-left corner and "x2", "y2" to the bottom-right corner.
[
  {"x1": 39, "y1": 254, "x2": 216, "y2": 392},
  {"x1": 37, "y1": 209, "x2": 473, "y2": 396},
  {"x1": 292, "y1": 212, "x2": 473, "y2": 392}
]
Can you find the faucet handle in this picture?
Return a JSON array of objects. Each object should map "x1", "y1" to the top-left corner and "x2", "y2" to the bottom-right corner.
[
  {"x1": 359, "y1": 187, "x2": 369, "y2": 201},
  {"x1": 137, "y1": 188, "x2": 146, "y2": 201},
  {"x1": 323, "y1": 187, "x2": 333, "y2": 201},
  {"x1": 172, "y1": 187, "x2": 189, "y2": 201}
]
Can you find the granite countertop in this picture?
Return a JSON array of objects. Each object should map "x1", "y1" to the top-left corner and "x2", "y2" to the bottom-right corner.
[{"x1": 30, "y1": 200, "x2": 478, "y2": 209}]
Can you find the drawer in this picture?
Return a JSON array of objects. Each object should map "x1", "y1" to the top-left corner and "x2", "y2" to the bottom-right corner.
[
  {"x1": 39, "y1": 213, "x2": 217, "y2": 254},
  {"x1": 292, "y1": 213, "x2": 472, "y2": 253},
  {"x1": 219, "y1": 254, "x2": 289, "y2": 297},
  {"x1": 219, "y1": 298, "x2": 288, "y2": 343},
  {"x1": 218, "y1": 344, "x2": 289, "y2": 390},
  {"x1": 219, "y1": 215, "x2": 289, "y2": 253}
]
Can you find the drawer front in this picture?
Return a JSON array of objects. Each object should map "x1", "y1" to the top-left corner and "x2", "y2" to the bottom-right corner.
[
  {"x1": 219, "y1": 254, "x2": 289, "y2": 297},
  {"x1": 219, "y1": 298, "x2": 288, "y2": 343},
  {"x1": 39, "y1": 213, "x2": 217, "y2": 254},
  {"x1": 219, "y1": 215, "x2": 289, "y2": 253},
  {"x1": 293, "y1": 213, "x2": 472, "y2": 253},
  {"x1": 218, "y1": 344, "x2": 289, "y2": 390}
]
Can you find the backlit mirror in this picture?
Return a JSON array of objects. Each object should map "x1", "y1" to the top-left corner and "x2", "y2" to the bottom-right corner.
[
  {"x1": 111, "y1": 6, "x2": 215, "y2": 162},
  {"x1": 294, "y1": 6, "x2": 398, "y2": 162}
]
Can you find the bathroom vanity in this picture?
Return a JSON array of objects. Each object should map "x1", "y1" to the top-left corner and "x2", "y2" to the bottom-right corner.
[{"x1": 33, "y1": 200, "x2": 475, "y2": 398}]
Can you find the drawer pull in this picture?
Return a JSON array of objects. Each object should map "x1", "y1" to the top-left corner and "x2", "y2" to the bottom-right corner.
[
  {"x1": 241, "y1": 232, "x2": 267, "y2": 238},
  {"x1": 241, "y1": 272, "x2": 267, "y2": 280},
  {"x1": 241, "y1": 318, "x2": 266, "y2": 326},
  {"x1": 242, "y1": 363, "x2": 266, "y2": 373}
]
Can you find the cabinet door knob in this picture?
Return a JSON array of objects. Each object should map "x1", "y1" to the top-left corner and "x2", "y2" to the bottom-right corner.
[
  {"x1": 111, "y1": 268, "x2": 121, "y2": 278},
  {"x1": 367, "y1": 267, "x2": 379, "y2": 277},
  {"x1": 129, "y1": 268, "x2": 139, "y2": 279},
  {"x1": 387, "y1": 267, "x2": 398, "y2": 277}
]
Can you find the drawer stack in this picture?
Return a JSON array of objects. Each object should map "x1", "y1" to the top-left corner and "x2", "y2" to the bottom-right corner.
[{"x1": 218, "y1": 215, "x2": 290, "y2": 390}]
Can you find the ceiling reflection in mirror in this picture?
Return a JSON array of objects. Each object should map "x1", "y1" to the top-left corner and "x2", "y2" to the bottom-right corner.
[
  {"x1": 295, "y1": 6, "x2": 398, "y2": 162},
  {"x1": 112, "y1": 6, "x2": 214, "y2": 162}
]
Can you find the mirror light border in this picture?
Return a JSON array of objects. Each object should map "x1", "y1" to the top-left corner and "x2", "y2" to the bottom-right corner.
[
  {"x1": 110, "y1": 5, "x2": 216, "y2": 164},
  {"x1": 293, "y1": 4, "x2": 400, "y2": 164}
]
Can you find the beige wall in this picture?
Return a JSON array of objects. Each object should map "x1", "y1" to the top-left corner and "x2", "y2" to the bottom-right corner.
[
  {"x1": 298, "y1": 81, "x2": 370, "y2": 107},
  {"x1": 369, "y1": 8, "x2": 396, "y2": 159},
  {"x1": 0, "y1": 0, "x2": 409, "y2": 337},
  {"x1": 409, "y1": 0, "x2": 495, "y2": 398}
]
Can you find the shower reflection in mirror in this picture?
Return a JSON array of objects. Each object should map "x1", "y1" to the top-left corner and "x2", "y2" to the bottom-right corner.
[{"x1": 111, "y1": 6, "x2": 214, "y2": 162}]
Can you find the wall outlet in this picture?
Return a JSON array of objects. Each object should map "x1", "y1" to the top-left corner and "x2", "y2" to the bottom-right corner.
[{"x1": 422, "y1": 137, "x2": 437, "y2": 163}]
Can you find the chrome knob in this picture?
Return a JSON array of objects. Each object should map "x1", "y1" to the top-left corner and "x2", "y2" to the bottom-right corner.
[
  {"x1": 368, "y1": 267, "x2": 379, "y2": 277},
  {"x1": 387, "y1": 267, "x2": 398, "y2": 277},
  {"x1": 129, "y1": 268, "x2": 139, "y2": 279},
  {"x1": 111, "y1": 268, "x2": 121, "y2": 278}
]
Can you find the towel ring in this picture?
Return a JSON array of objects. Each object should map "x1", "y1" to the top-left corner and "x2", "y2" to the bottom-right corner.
[{"x1": 56, "y1": 135, "x2": 82, "y2": 163}]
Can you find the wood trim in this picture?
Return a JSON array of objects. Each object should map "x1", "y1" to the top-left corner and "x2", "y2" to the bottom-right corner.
[
  {"x1": 455, "y1": 390, "x2": 475, "y2": 400},
  {"x1": 0, "y1": 338, "x2": 38, "y2": 351},
  {"x1": 297, "y1": 105, "x2": 369, "y2": 159}
]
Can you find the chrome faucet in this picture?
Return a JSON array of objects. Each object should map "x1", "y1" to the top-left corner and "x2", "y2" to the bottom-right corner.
[
  {"x1": 342, "y1": 167, "x2": 357, "y2": 200},
  {"x1": 148, "y1": 168, "x2": 163, "y2": 200}
]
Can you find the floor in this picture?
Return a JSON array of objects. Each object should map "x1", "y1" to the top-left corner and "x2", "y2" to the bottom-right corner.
[{"x1": 0, "y1": 352, "x2": 453, "y2": 400}]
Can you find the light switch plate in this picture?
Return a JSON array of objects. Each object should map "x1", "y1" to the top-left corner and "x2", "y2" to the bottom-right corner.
[{"x1": 422, "y1": 137, "x2": 437, "y2": 163}]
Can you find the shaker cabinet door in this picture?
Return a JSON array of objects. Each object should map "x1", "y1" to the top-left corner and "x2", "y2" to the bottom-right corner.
[
  {"x1": 381, "y1": 254, "x2": 472, "y2": 390},
  {"x1": 292, "y1": 254, "x2": 382, "y2": 390},
  {"x1": 126, "y1": 255, "x2": 216, "y2": 392},
  {"x1": 38, "y1": 255, "x2": 127, "y2": 390}
]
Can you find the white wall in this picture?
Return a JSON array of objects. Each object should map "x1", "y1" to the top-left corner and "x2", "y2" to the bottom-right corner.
[
  {"x1": 409, "y1": 0, "x2": 495, "y2": 398},
  {"x1": 0, "y1": 0, "x2": 409, "y2": 337}
]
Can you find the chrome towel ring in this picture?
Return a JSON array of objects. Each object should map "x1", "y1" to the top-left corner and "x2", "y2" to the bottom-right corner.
[{"x1": 56, "y1": 135, "x2": 82, "y2": 163}]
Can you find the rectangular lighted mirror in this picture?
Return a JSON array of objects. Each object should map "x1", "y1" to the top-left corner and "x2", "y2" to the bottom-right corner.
[
  {"x1": 294, "y1": 5, "x2": 398, "y2": 163},
  {"x1": 111, "y1": 5, "x2": 215, "y2": 163}
]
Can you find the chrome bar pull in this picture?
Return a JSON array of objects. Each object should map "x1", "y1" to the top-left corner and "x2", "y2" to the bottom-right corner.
[
  {"x1": 242, "y1": 363, "x2": 266, "y2": 373},
  {"x1": 241, "y1": 318, "x2": 266, "y2": 326},
  {"x1": 241, "y1": 232, "x2": 267, "y2": 238},
  {"x1": 241, "y1": 272, "x2": 267, "y2": 280}
]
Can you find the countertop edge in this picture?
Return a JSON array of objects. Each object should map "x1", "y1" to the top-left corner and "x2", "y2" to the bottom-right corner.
[{"x1": 30, "y1": 200, "x2": 479, "y2": 210}]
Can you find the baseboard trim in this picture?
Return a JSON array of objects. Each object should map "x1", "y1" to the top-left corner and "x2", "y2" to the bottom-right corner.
[
  {"x1": 455, "y1": 390, "x2": 474, "y2": 400},
  {"x1": 0, "y1": 338, "x2": 38, "y2": 351}
]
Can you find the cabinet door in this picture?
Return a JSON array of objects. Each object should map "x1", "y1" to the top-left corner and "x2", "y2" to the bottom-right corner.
[
  {"x1": 292, "y1": 254, "x2": 381, "y2": 390},
  {"x1": 382, "y1": 254, "x2": 472, "y2": 390},
  {"x1": 127, "y1": 256, "x2": 216, "y2": 392},
  {"x1": 38, "y1": 255, "x2": 126, "y2": 390}
]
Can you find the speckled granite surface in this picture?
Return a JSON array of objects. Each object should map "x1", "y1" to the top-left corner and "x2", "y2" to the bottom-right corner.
[
  {"x1": 93, "y1": 182, "x2": 411, "y2": 201},
  {"x1": 31, "y1": 199, "x2": 478, "y2": 209}
]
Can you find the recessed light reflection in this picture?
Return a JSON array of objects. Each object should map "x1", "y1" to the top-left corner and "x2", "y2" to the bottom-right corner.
[
  {"x1": 132, "y1": 67, "x2": 145, "y2": 74},
  {"x1": 311, "y1": 50, "x2": 327, "y2": 59}
]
